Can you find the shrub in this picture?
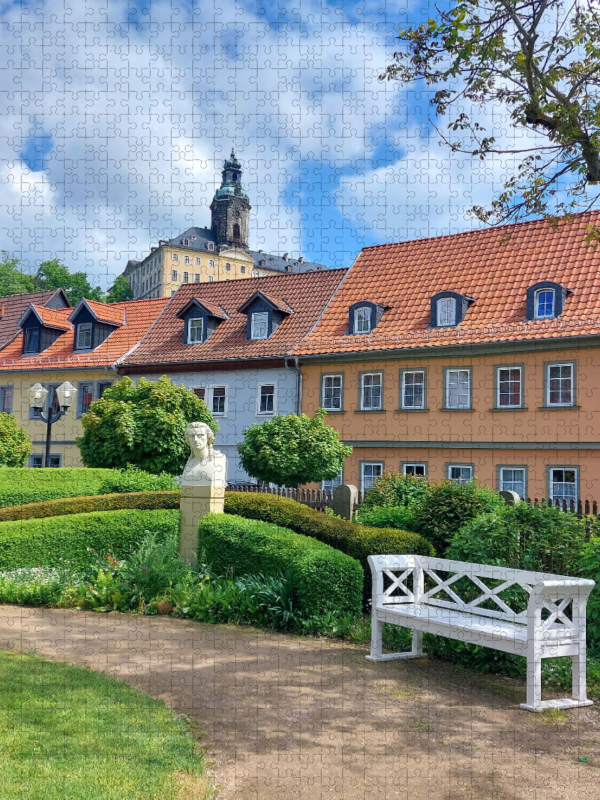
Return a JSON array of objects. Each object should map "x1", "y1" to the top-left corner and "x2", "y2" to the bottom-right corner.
[
  {"x1": 448, "y1": 501, "x2": 596, "y2": 575},
  {"x1": 97, "y1": 466, "x2": 179, "y2": 494},
  {"x1": 355, "y1": 505, "x2": 416, "y2": 531},
  {"x1": 576, "y1": 538, "x2": 600, "y2": 651},
  {"x1": 361, "y1": 473, "x2": 429, "y2": 510},
  {"x1": 0, "y1": 490, "x2": 180, "y2": 522},
  {"x1": 0, "y1": 509, "x2": 179, "y2": 571},
  {"x1": 78, "y1": 375, "x2": 217, "y2": 475},
  {"x1": 198, "y1": 512, "x2": 363, "y2": 617},
  {"x1": 224, "y1": 491, "x2": 433, "y2": 598},
  {"x1": 0, "y1": 467, "x2": 121, "y2": 508},
  {"x1": 0, "y1": 413, "x2": 31, "y2": 467},
  {"x1": 237, "y1": 407, "x2": 352, "y2": 487},
  {"x1": 411, "y1": 479, "x2": 504, "y2": 554}
]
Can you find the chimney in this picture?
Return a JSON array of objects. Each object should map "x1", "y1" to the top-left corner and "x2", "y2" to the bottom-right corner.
[
  {"x1": 298, "y1": 256, "x2": 304, "y2": 263},
  {"x1": 283, "y1": 253, "x2": 289, "y2": 261}
]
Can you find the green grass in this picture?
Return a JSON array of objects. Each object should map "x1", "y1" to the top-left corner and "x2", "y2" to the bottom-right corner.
[
  {"x1": 0, "y1": 649, "x2": 213, "y2": 800},
  {"x1": 0, "y1": 468, "x2": 119, "y2": 508}
]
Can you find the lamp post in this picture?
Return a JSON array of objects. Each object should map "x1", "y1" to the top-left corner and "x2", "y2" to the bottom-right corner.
[{"x1": 28, "y1": 381, "x2": 77, "y2": 468}]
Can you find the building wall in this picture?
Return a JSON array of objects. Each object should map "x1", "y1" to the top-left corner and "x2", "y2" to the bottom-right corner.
[
  {"x1": 2, "y1": 369, "x2": 116, "y2": 467},
  {"x1": 300, "y1": 344, "x2": 600, "y2": 499},
  {"x1": 130, "y1": 366, "x2": 300, "y2": 481}
]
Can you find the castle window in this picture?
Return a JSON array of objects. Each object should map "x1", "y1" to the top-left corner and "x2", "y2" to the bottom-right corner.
[
  {"x1": 171, "y1": 270, "x2": 178, "y2": 282},
  {"x1": 194, "y1": 273, "x2": 200, "y2": 283},
  {"x1": 233, "y1": 224, "x2": 240, "y2": 239},
  {"x1": 207, "y1": 242, "x2": 215, "y2": 252},
  {"x1": 240, "y1": 266, "x2": 246, "y2": 274},
  {"x1": 209, "y1": 260, "x2": 215, "y2": 268},
  {"x1": 208, "y1": 276, "x2": 214, "y2": 282},
  {"x1": 183, "y1": 272, "x2": 189, "y2": 283},
  {"x1": 172, "y1": 253, "x2": 178, "y2": 262},
  {"x1": 252, "y1": 270, "x2": 259, "y2": 277},
  {"x1": 183, "y1": 238, "x2": 189, "y2": 246},
  {"x1": 225, "y1": 263, "x2": 231, "y2": 271},
  {"x1": 184, "y1": 255, "x2": 190, "y2": 265},
  {"x1": 196, "y1": 257, "x2": 201, "y2": 265},
  {"x1": 191, "y1": 235, "x2": 197, "y2": 240}
]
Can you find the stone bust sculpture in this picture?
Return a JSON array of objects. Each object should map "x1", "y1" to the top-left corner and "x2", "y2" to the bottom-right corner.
[{"x1": 180, "y1": 421, "x2": 227, "y2": 488}]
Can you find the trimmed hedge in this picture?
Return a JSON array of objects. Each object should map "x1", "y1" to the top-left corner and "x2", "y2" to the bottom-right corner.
[
  {"x1": 0, "y1": 468, "x2": 121, "y2": 508},
  {"x1": 0, "y1": 491, "x2": 181, "y2": 522},
  {"x1": 0, "y1": 509, "x2": 180, "y2": 571},
  {"x1": 223, "y1": 492, "x2": 434, "y2": 596},
  {"x1": 198, "y1": 512, "x2": 363, "y2": 617}
]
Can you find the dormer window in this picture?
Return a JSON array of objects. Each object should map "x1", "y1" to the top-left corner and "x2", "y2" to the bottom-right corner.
[
  {"x1": 437, "y1": 297, "x2": 456, "y2": 327},
  {"x1": 430, "y1": 291, "x2": 474, "y2": 328},
  {"x1": 535, "y1": 288, "x2": 555, "y2": 318},
  {"x1": 354, "y1": 307, "x2": 371, "y2": 334},
  {"x1": 526, "y1": 281, "x2": 569, "y2": 321},
  {"x1": 76, "y1": 323, "x2": 92, "y2": 350},
  {"x1": 183, "y1": 238, "x2": 189, "y2": 246},
  {"x1": 188, "y1": 317, "x2": 203, "y2": 343},
  {"x1": 24, "y1": 327, "x2": 40, "y2": 353},
  {"x1": 207, "y1": 242, "x2": 215, "y2": 252},
  {"x1": 251, "y1": 312, "x2": 269, "y2": 340}
]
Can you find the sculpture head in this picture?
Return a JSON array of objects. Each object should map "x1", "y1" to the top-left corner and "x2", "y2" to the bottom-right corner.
[{"x1": 184, "y1": 421, "x2": 215, "y2": 460}]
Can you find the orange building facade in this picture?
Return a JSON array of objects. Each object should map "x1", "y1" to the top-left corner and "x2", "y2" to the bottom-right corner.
[{"x1": 295, "y1": 212, "x2": 600, "y2": 502}]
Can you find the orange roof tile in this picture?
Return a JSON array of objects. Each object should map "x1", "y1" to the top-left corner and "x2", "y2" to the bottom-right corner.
[
  {"x1": 294, "y1": 211, "x2": 600, "y2": 356},
  {"x1": 0, "y1": 289, "x2": 70, "y2": 349},
  {"x1": 68, "y1": 299, "x2": 124, "y2": 326},
  {"x1": 0, "y1": 297, "x2": 168, "y2": 371},
  {"x1": 28, "y1": 305, "x2": 71, "y2": 331},
  {"x1": 123, "y1": 270, "x2": 347, "y2": 367}
]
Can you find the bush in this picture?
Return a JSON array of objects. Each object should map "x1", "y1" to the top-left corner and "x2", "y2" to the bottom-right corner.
[
  {"x1": 198, "y1": 512, "x2": 363, "y2": 617},
  {"x1": 0, "y1": 413, "x2": 31, "y2": 467},
  {"x1": 97, "y1": 466, "x2": 179, "y2": 494},
  {"x1": 356, "y1": 505, "x2": 416, "y2": 531},
  {"x1": 575, "y1": 538, "x2": 600, "y2": 651},
  {"x1": 0, "y1": 467, "x2": 120, "y2": 508},
  {"x1": 361, "y1": 473, "x2": 429, "y2": 510},
  {"x1": 224, "y1": 492, "x2": 433, "y2": 598},
  {"x1": 0, "y1": 490, "x2": 180, "y2": 522},
  {"x1": 411, "y1": 479, "x2": 504, "y2": 554},
  {"x1": 0, "y1": 509, "x2": 179, "y2": 571},
  {"x1": 448, "y1": 501, "x2": 596, "y2": 574}
]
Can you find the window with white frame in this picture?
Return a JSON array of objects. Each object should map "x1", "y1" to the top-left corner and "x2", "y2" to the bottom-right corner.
[
  {"x1": 252, "y1": 270, "x2": 259, "y2": 277},
  {"x1": 194, "y1": 273, "x2": 200, "y2": 283},
  {"x1": 207, "y1": 242, "x2": 215, "y2": 251},
  {"x1": 79, "y1": 383, "x2": 94, "y2": 415},
  {"x1": 437, "y1": 297, "x2": 456, "y2": 327},
  {"x1": 209, "y1": 260, "x2": 215, "y2": 268},
  {"x1": 184, "y1": 256, "x2": 190, "y2": 265},
  {"x1": 403, "y1": 463, "x2": 426, "y2": 477},
  {"x1": 322, "y1": 374, "x2": 343, "y2": 411},
  {"x1": 401, "y1": 370, "x2": 425, "y2": 409},
  {"x1": 499, "y1": 467, "x2": 526, "y2": 498},
  {"x1": 497, "y1": 366, "x2": 522, "y2": 408},
  {"x1": 195, "y1": 257, "x2": 201, "y2": 266},
  {"x1": 208, "y1": 276, "x2": 214, "y2": 282},
  {"x1": 251, "y1": 312, "x2": 269, "y2": 340},
  {"x1": 549, "y1": 468, "x2": 577, "y2": 505},
  {"x1": 225, "y1": 263, "x2": 231, "y2": 272},
  {"x1": 193, "y1": 387, "x2": 206, "y2": 402},
  {"x1": 258, "y1": 384, "x2": 275, "y2": 414},
  {"x1": 187, "y1": 317, "x2": 203, "y2": 344},
  {"x1": 354, "y1": 307, "x2": 371, "y2": 334},
  {"x1": 212, "y1": 386, "x2": 226, "y2": 415},
  {"x1": 172, "y1": 253, "x2": 178, "y2": 262},
  {"x1": 76, "y1": 323, "x2": 92, "y2": 350},
  {"x1": 183, "y1": 271, "x2": 189, "y2": 283},
  {"x1": 445, "y1": 368, "x2": 470, "y2": 409},
  {"x1": 0, "y1": 386, "x2": 13, "y2": 413},
  {"x1": 448, "y1": 465, "x2": 473, "y2": 484},
  {"x1": 30, "y1": 454, "x2": 61, "y2": 468},
  {"x1": 361, "y1": 462, "x2": 383, "y2": 493},
  {"x1": 547, "y1": 363, "x2": 574, "y2": 406},
  {"x1": 97, "y1": 381, "x2": 112, "y2": 398},
  {"x1": 535, "y1": 289, "x2": 555, "y2": 319},
  {"x1": 171, "y1": 270, "x2": 178, "y2": 281},
  {"x1": 240, "y1": 266, "x2": 246, "y2": 274},
  {"x1": 322, "y1": 470, "x2": 343, "y2": 492},
  {"x1": 360, "y1": 372, "x2": 382, "y2": 410}
]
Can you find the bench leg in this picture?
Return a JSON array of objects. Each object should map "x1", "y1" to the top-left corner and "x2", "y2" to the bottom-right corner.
[
  {"x1": 520, "y1": 646, "x2": 594, "y2": 712},
  {"x1": 366, "y1": 622, "x2": 424, "y2": 662},
  {"x1": 520, "y1": 654, "x2": 542, "y2": 712}
]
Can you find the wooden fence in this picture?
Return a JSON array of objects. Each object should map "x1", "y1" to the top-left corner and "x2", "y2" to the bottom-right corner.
[{"x1": 226, "y1": 483, "x2": 364, "y2": 512}]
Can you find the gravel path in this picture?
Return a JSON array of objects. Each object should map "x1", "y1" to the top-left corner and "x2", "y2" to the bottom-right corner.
[{"x1": 1, "y1": 605, "x2": 599, "y2": 800}]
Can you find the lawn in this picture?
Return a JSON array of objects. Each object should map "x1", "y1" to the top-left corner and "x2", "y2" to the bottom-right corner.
[{"x1": 0, "y1": 649, "x2": 212, "y2": 800}]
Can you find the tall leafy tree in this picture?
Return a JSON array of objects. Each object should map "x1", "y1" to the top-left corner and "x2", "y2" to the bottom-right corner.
[
  {"x1": 0, "y1": 253, "x2": 34, "y2": 296},
  {"x1": 0, "y1": 413, "x2": 31, "y2": 467},
  {"x1": 35, "y1": 259, "x2": 105, "y2": 305},
  {"x1": 238, "y1": 408, "x2": 352, "y2": 487},
  {"x1": 382, "y1": 0, "x2": 600, "y2": 233},
  {"x1": 106, "y1": 275, "x2": 134, "y2": 303},
  {"x1": 78, "y1": 376, "x2": 218, "y2": 475}
]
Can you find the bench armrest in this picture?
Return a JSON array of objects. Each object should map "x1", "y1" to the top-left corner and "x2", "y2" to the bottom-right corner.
[
  {"x1": 527, "y1": 578, "x2": 595, "y2": 638},
  {"x1": 528, "y1": 578, "x2": 595, "y2": 606},
  {"x1": 367, "y1": 555, "x2": 420, "y2": 607}
]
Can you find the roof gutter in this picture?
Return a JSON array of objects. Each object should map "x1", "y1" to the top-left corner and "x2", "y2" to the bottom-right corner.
[{"x1": 285, "y1": 357, "x2": 302, "y2": 414}]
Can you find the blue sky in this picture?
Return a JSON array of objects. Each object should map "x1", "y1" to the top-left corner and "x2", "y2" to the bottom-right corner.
[{"x1": 0, "y1": 0, "x2": 527, "y2": 286}]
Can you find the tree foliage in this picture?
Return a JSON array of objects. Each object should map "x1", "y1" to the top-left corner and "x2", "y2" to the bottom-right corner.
[
  {"x1": 237, "y1": 408, "x2": 352, "y2": 487},
  {"x1": 0, "y1": 413, "x2": 31, "y2": 468},
  {"x1": 0, "y1": 253, "x2": 35, "y2": 296},
  {"x1": 106, "y1": 275, "x2": 134, "y2": 303},
  {"x1": 382, "y1": 0, "x2": 600, "y2": 231},
  {"x1": 35, "y1": 259, "x2": 104, "y2": 305},
  {"x1": 77, "y1": 376, "x2": 218, "y2": 475}
]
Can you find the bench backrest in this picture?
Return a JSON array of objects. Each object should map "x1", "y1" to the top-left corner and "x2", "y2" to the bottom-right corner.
[{"x1": 368, "y1": 554, "x2": 579, "y2": 624}]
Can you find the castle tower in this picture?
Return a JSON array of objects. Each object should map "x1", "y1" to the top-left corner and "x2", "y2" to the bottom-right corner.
[{"x1": 210, "y1": 149, "x2": 251, "y2": 251}]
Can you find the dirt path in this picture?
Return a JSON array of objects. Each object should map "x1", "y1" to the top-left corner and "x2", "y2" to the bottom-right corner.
[{"x1": 1, "y1": 605, "x2": 599, "y2": 800}]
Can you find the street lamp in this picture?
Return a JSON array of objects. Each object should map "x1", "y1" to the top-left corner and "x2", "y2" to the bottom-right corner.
[{"x1": 28, "y1": 381, "x2": 77, "y2": 468}]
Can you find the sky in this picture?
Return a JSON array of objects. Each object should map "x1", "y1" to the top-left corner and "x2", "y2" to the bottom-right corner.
[{"x1": 0, "y1": 0, "x2": 540, "y2": 288}]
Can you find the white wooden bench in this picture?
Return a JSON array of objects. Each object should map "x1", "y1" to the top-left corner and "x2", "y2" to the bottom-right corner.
[{"x1": 367, "y1": 554, "x2": 595, "y2": 712}]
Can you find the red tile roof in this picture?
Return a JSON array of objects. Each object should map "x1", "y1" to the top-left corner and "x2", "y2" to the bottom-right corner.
[
  {"x1": 69, "y1": 299, "x2": 124, "y2": 327},
  {"x1": 123, "y1": 270, "x2": 348, "y2": 367},
  {"x1": 0, "y1": 297, "x2": 168, "y2": 371},
  {"x1": 239, "y1": 290, "x2": 294, "y2": 315},
  {"x1": 28, "y1": 305, "x2": 71, "y2": 331},
  {"x1": 0, "y1": 290, "x2": 69, "y2": 349},
  {"x1": 294, "y1": 211, "x2": 600, "y2": 356}
]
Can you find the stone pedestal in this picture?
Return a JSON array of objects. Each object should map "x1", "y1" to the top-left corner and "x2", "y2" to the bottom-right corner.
[
  {"x1": 333, "y1": 484, "x2": 358, "y2": 520},
  {"x1": 179, "y1": 484, "x2": 225, "y2": 565}
]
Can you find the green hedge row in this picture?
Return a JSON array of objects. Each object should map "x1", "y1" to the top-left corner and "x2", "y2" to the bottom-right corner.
[
  {"x1": 224, "y1": 492, "x2": 434, "y2": 596},
  {"x1": 198, "y1": 513, "x2": 363, "y2": 618},
  {"x1": 0, "y1": 468, "x2": 121, "y2": 508},
  {"x1": 0, "y1": 491, "x2": 181, "y2": 522},
  {"x1": 0, "y1": 509, "x2": 180, "y2": 571}
]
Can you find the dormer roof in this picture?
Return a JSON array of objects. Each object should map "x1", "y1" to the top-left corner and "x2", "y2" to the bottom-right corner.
[
  {"x1": 68, "y1": 298, "x2": 124, "y2": 327},
  {"x1": 238, "y1": 290, "x2": 293, "y2": 315},
  {"x1": 176, "y1": 298, "x2": 230, "y2": 321},
  {"x1": 18, "y1": 304, "x2": 71, "y2": 331}
]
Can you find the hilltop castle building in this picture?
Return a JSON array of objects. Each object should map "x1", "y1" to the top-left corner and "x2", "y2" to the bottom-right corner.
[{"x1": 122, "y1": 151, "x2": 326, "y2": 299}]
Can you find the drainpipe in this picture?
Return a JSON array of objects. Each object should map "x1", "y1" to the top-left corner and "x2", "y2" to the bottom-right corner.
[{"x1": 285, "y1": 357, "x2": 302, "y2": 414}]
